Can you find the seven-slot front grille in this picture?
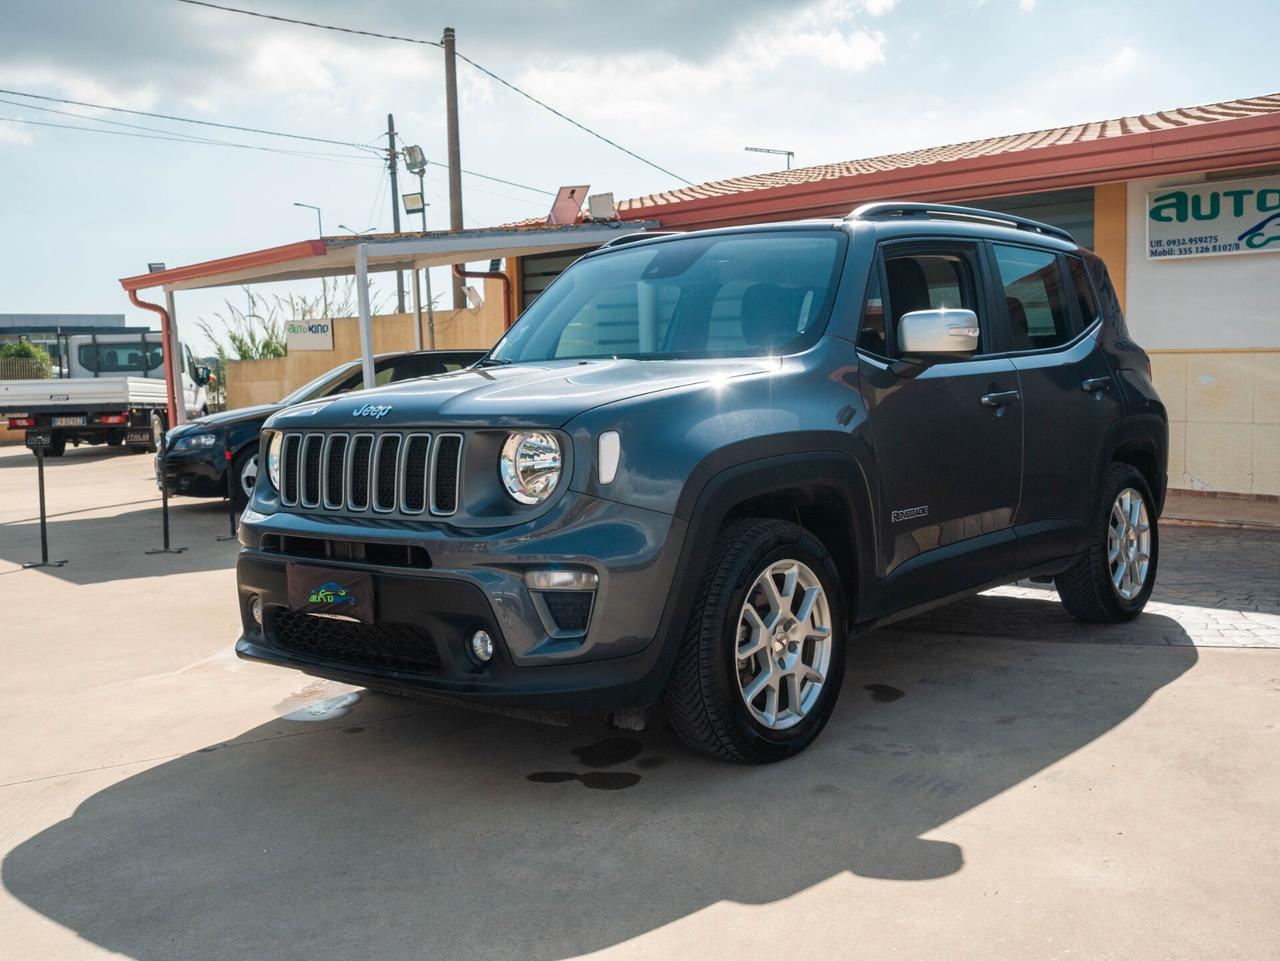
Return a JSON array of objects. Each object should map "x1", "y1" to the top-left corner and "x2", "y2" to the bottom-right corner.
[{"x1": 278, "y1": 430, "x2": 463, "y2": 516}]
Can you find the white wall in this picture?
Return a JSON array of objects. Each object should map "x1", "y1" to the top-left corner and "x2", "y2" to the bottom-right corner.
[{"x1": 1126, "y1": 174, "x2": 1280, "y2": 350}]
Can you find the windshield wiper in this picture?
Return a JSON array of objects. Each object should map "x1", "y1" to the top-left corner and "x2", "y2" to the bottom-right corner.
[{"x1": 473, "y1": 357, "x2": 512, "y2": 368}]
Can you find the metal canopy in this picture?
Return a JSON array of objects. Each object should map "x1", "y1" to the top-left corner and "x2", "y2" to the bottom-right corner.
[{"x1": 120, "y1": 222, "x2": 659, "y2": 293}]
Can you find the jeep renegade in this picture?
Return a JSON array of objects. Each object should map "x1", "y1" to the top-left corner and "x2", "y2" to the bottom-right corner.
[{"x1": 235, "y1": 202, "x2": 1167, "y2": 763}]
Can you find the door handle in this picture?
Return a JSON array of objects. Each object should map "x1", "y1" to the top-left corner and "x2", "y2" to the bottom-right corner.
[
  {"x1": 980, "y1": 390, "x2": 1021, "y2": 408},
  {"x1": 1081, "y1": 376, "x2": 1112, "y2": 392}
]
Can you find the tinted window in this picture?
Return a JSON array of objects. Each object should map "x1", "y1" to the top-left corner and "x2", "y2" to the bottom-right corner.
[
  {"x1": 490, "y1": 232, "x2": 844, "y2": 362},
  {"x1": 857, "y1": 268, "x2": 887, "y2": 356},
  {"x1": 993, "y1": 244, "x2": 1071, "y2": 351},
  {"x1": 1067, "y1": 256, "x2": 1100, "y2": 327},
  {"x1": 883, "y1": 251, "x2": 983, "y2": 353}
]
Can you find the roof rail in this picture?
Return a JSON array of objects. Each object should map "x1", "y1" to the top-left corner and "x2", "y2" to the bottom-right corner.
[
  {"x1": 599, "y1": 230, "x2": 682, "y2": 249},
  {"x1": 848, "y1": 202, "x2": 1075, "y2": 243}
]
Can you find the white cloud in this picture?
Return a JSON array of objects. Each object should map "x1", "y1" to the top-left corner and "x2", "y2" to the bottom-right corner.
[{"x1": 1100, "y1": 45, "x2": 1140, "y2": 78}]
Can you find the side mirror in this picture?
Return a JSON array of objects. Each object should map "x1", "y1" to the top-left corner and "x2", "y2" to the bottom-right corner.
[
  {"x1": 898, "y1": 308, "x2": 979, "y2": 359},
  {"x1": 196, "y1": 365, "x2": 212, "y2": 385}
]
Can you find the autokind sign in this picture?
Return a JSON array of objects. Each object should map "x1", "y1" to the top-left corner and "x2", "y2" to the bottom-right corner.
[
  {"x1": 286, "y1": 319, "x2": 333, "y2": 351},
  {"x1": 1147, "y1": 174, "x2": 1280, "y2": 259}
]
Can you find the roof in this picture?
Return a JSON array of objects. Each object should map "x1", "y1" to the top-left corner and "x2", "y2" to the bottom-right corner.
[
  {"x1": 612, "y1": 92, "x2": 1280, "y2": 229},
  {"x1": 121, "y1": 221, "x2": 659, "y2": 292}
]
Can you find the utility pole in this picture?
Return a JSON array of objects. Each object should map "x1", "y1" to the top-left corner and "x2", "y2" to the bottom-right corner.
[
  {"x1": 387, "y1": 113, "x2": 406, "y2": 314},
  {"x1": 442, "y1": 27, "x2": 465, "y2": 309}
]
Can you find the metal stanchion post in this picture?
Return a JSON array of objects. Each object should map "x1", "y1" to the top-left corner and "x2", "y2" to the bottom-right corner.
[
  {"x1": 217, "y1": 441, "x2": 239, "y2": 542},
  {"x1": 22, "y1": 438, "x2": 67, "y2": 569},
  {"x1": 146, "y1": 429, "x2": 187, "y2": 555}
]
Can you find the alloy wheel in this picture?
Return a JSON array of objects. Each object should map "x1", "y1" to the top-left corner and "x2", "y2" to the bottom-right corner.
[
  {"x1": 1108, "y1": 487, "x2": 1151, "y2": 600},
  {"x1": 735, "y1": 559, "x2": 833, "y2": 730}
]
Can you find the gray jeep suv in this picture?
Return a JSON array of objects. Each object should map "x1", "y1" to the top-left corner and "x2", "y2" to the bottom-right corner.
[{"x1": 235, "y1": 202, "x2": 1167, "y2": 763}]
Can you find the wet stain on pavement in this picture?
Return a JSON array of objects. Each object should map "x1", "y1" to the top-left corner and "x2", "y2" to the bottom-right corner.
[
  {"x1": 865, "y1": 684, "x2": 905, "y2": 702},
  {"x1": 570, "y1": 737, "x2": 643, "y2": 768},
  {"x1": 527, "y1": 737, "x2": 654, "y2": 789}
]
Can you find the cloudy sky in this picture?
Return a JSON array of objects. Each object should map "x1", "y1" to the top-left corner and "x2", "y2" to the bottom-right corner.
[{"x1": 3, "y1": 0, "x2": 1278, "y2": 352}]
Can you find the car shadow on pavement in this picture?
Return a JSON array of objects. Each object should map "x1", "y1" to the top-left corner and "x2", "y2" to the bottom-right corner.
[
  {"x1": 0, "y1": 446, "x2": 128, "y2": 469},
  {"x1": 0, "y1": 501, "x2": 237, "y2": 582},
  {"x1": 3, "y1": 621, "x2": 1197, "y2": 961}
]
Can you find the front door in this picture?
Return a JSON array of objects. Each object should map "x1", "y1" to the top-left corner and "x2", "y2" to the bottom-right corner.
[{"x1": 856, "y1": 241, "x2": 1024, "y2": 615}]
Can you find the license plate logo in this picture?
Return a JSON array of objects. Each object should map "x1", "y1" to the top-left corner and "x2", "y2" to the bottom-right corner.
[{"x1": 287, "y1": 563, "x2": 374, "y2": 624}]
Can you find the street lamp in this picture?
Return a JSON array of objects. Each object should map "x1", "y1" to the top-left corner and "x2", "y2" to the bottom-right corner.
[
  {"x1": 401, "y1": 145, "x2": 436, "y2": 349},
  {"x1": 338, "y1": 224, "x2": 377, "y2": 235},
  {"x1": 293, "y1": 202, "x2": 323, "y2": 237}
]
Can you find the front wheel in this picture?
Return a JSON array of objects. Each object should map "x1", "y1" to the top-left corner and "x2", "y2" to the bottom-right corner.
[
  {"x1": 1055, "y1": 464, "x2": 1159, "y2": 622},
  {"x1": 664, "y1": 518, "x2": 846, "y2": 763},
  {"x1": 230, "y1": 448, "x2": 258, "y2": 511}
]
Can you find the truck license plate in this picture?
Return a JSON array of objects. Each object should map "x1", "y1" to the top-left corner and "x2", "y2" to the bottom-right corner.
[
  {"x1": 52, "y1": 415, "x2": 86, "y2": 427},
  {"x1": 126, "y1": 429, "x2": 152, "y2": 445},
  {"x1": 25, "y1": 433, "x2": 53, "y2": 449}
]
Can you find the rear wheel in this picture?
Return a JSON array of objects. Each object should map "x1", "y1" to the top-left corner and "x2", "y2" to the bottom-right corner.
[
  {"x1": 39, "y1": 434, "x2": 67, "y2": 458},
  {"x1": 1056, "y1": 464, "x2": 1158, "y2": 622},
  {"x1": 664, "y1": 518, "x2": 846, "y2": 763}
]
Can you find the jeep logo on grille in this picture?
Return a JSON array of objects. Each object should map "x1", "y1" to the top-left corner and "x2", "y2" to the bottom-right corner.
[{"x1": 352, "y1": 404, "x2": 392, "y2": 419}]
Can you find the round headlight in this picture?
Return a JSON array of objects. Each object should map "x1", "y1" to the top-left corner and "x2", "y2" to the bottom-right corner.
[
  {"x1": 266, "y1": 432, "x2": 283, "y2": 490},
  {"x1": 499, "y1": 431, "x2": 562, "y2": 505}
]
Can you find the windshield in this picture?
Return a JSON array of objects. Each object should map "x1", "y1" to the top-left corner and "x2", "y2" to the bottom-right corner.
[
  {"x1": 278, "y1": 362, "x2": 359, "y2": 405},
  {"x1": 489, "y1": 230, "x2": 845, "y2": 363}
]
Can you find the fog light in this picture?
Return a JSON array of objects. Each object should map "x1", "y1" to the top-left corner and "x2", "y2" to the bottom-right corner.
[
  {"x1": 470, "y1": 629, "x2": 494, "y2": 663},
  {"x1": 249, "y1": 594, "x2": 264, "y2": 628},
  {"x1": 525, "y1": 569, "x2": 599, "y2": 591}
]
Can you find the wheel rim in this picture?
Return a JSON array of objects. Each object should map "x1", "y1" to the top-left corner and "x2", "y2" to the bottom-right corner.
[
  {"x1": 1108, "y1": 487, "x2": 1151, "y2": 601},
  {"x1": 734, "y1": 559, "x2": 833, "y2": 731},
  {"x1": 240, "y1": 454, "x2": 258, "y2": 497}
]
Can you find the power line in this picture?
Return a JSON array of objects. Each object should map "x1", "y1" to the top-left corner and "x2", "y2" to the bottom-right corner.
[
  {"x1": 0, "y1": 115, "x2": 381, "y2": 166},
  {"x1": 0, "y1": 86, "x2": 555, "y2": 195},
  {"x1": 172, "y1": 0, "x2": 695, "y2": 185}
]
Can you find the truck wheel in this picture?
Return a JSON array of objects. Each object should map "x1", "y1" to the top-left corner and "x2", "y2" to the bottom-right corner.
[
  {"x1": 231, "y1": 448, "x2": 258, "y2": 511},
  {"x1": 147, "y1": 411, "x2": 165, "y2": 453},
  {"x1": 1055, "y1": 464, "x2": 1159, "y2": 623},
  {"x1": 664, "y1": 518, "x2": 846, "y2": 763},
  {"x1": 41, "y1": 435, "x2": 67, "y2": 458}
]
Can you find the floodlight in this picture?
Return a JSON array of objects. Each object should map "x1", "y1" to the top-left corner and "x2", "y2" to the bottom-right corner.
[
  {"x1": 402, "y1": 192, "x2": 425, "y2": 215},
  {"x1": 403, "y1": 145, "x2": 427, "y2": 174}
]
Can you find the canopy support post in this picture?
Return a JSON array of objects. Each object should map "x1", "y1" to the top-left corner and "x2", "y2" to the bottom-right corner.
[
  {"x1": 164, "y1": 288, "x2": 188, "y2": 426},
  {"x1": 411, "y1": 268, "x2": 424, "y2": 352},
  {"x1": 355, "y1": 243, "x2": 375, "y2": 389}
]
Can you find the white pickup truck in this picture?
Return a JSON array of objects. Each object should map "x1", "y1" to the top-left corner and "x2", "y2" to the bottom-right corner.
[{"x1": 1, "y1": 332, "x2": 210, "y2": 456}]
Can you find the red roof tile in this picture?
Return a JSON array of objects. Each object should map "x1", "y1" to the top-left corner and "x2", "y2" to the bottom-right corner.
[{"x1": 616, "y1": 92, "x2": 1280, "y2": 214}]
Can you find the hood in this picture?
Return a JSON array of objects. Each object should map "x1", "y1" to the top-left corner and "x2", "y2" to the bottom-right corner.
[
  {"x1": 267, "y1": 358, "x2": 778, "y2": 431},
  {"x1": 176, "y1": 403, "x2": 282, "y2": 433}
]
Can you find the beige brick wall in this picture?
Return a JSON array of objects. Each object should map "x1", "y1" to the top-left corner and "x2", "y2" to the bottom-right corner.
[{"x1": 1152, "y1": 350, "x2": 1280, "y2": 497}]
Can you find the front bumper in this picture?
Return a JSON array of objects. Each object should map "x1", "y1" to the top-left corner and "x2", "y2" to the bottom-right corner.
[
  {"x1": 159, "y1": 445, "x2": 226, "y2": 497},
  {"x1": 234, "y1": 491, "x2": 688, "y2": 713}
]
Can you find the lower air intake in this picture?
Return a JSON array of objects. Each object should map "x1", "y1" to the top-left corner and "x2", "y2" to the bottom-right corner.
[{"x1": 270, "y1": 609, "x2": 442, "y2": 675}]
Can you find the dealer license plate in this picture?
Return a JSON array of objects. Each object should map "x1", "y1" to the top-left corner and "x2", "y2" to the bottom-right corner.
[
  {"x1": 126, "y1": 429, "x2": 152, "y2": 445},
  {"x1": 286, "y1": 563, "x2": 375, "y2": 625},
  {"x1": 52, "y1": 415, "x2": 86, "y2": 427}
]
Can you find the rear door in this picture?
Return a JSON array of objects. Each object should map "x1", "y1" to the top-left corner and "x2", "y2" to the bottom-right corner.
[
  {"x1": 989, "y1": 244, "x2": 1125, "y2": 565},
  {"x1": 857, "y1": 239, "x2": 1023, "y2": 614}
]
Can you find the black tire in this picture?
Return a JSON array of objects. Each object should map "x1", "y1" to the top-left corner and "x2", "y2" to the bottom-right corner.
[
  {"x1": 1055, "y1": 464, "x2": 1159, "y2": 623},
  {"x1": 230, "y1": 447, "x2": 257, "y2": 512},
  {"x1": 106, "y1": 434, "x2": 124, "y2": 447},
  {"x1": 146, "y1": 411, "x2": 165, "y2": 454},
  {"x1": 663, "y1": 518, "x2": 847, "y2": 764}
]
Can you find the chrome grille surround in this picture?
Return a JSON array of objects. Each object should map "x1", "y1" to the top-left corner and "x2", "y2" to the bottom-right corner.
[{"x1": 276, "y1": 430, "x2": 462, "y2": 517}]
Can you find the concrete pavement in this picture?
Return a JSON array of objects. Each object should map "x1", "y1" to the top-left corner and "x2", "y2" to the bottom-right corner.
[{"x1": 1, "y1": 443, "x2": 1277, "y2": 960}]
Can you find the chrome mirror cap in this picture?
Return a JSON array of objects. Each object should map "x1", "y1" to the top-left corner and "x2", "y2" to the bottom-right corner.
[{"x1": 898, "y1": 308, "x2": 979, "y2": 356}]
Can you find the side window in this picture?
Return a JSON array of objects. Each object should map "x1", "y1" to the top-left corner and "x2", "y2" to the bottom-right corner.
[
  {"x1": 857, "y1": 268, "x2": 887, "y2": 356},
  {"x1": 883, "y1": 251, "x2": 984, "y2": 353},
  {"x1": 1066, "y1": 256, "x2": 1100, "y2": 328},
  {"x1": 993, "y1": 244, "x2": 1072, "y2": 351}
]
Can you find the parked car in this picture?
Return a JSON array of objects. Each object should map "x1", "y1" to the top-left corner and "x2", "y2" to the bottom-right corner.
[
  {"x1": 233, "y1": 203, "x2": 1167, "y2": 763},
  {"x1": 2, "y1": 332, "x2": 209, "y2": 456},
  {"x1": 160, "y1": 350, "x2": 483, "y2": 510}
]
